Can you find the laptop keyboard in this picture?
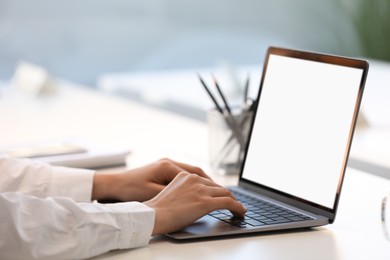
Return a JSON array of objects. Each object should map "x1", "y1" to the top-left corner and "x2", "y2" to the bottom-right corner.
[{"x1": 208, "y1": 189, "x2": 314, "y2": 228}]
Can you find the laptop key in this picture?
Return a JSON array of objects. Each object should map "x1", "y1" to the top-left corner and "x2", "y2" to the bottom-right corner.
[
  {"x1": 223, "y1": 218, "x2": 247, "y2": 227},
  {"x1": 245, "y1": 212, "x2": 259, "y2": 217},
  {"x1": 265, "y1": 214, "x2": 280, "y2": 218},
  {"x1": 212, "y1": 213, "x2": 229, "y2": 219},
  {"x1": 272, "y1": 217, "x2": 292, "y2": 223},
  {"x1": 261, "y1": 218, "x2": 276, "y2": 223},
  {"x1": 218, "y1": 209, "x2": 231, "y2": 214},
  {"x1": 245, "y1": 219, "x2": 266, "y2": 227}
]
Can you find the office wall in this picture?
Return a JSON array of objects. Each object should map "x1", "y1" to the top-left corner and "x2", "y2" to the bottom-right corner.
[{"x1": 0, "y1": 0, "x2": 383, "y2": 86}]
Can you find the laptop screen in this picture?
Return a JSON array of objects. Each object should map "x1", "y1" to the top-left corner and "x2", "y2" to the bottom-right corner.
[{"x1": 241, "y1": 49, "x2": 367, "y2": 210}]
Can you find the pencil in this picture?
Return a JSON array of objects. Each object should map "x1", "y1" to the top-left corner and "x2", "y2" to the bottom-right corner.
[
  {"x1": 197, "y1": 73, "x2": 245, "y2": 147},
  {"x1": 211, "y1": 74, "x2": 245, "y2": 145},
  {"x1": 244, "y1": 74, "x2": 250, "y2": 104},
  {"x1": 197, "y1": 74, "x2": 224, "y2": 114},
  {"x1": 212, "y1": 73, "x2": 232, "y2": 115}
]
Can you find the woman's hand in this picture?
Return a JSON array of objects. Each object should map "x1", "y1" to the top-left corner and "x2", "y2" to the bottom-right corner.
[
  {"x1": 144, "y1": 172, "x2": 246, "y2": 236},
  {"x1": 91, "y1": 158, "x2": 211, "y2": 202},
  {"x1": 92, "y1": 158, "x2": 245, "y2": 235}
]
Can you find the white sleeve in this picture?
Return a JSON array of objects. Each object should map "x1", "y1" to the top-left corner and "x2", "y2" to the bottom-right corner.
[
  {"x1": 0, "y1": 192, "x2": 155, "y2": 260},
  {"x1": 0, "y1": 155, "x2": 94, "y2": 202}
]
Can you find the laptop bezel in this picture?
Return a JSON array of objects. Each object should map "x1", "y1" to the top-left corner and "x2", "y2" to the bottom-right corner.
[{"x1": 238, "y1": 46, "x2": 369, "y2": 223}]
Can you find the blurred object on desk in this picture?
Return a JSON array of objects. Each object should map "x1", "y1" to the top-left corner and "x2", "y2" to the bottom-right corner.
[
  {"x1": 98, "y1": 64, "x2": 262, "y2": 122},
  {"x1": 346, "y1": 59, "x2": 390, "y2": 178},
  {"x1": 382, "y1": 189, "x2": 390, "y2": 242},
  {"x1": 10, "y1": 61, "x2": 58, "y2": 97},
  {"x1": 0, "y1": 138, "x2": 132, "y2": 170},
  {"x1": 208, "y1": 108, "x2": 253, "y2": 176},
  {"x1": 357, "y1": 60, "x2": 390, "y2": 127}
]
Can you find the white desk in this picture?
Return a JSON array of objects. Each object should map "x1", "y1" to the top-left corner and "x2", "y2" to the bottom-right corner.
[{"x1": 1, "y1": 81, "x2": 390, "y2": 259}]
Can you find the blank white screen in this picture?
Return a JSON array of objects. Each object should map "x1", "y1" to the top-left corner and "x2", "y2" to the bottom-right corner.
[{"x1": 242, "y1": 54, "x2": 363, "y2": 209}]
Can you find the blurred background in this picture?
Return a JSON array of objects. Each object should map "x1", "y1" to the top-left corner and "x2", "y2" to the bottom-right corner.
[
  {"x1": 0, "y1": 0, "x2": 389, "y2": 178},
  {"x1": 0, "y1": 0, "x2": 389, "y2": 87}
]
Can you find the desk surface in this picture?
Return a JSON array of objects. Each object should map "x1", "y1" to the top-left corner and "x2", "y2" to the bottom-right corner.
[{"x1": 1, "y1": 81, "x2": 390, "y2": 259}]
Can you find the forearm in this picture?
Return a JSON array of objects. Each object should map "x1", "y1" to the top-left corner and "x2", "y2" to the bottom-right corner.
[
  {"x1": 0, "y1": 192, "x2": 155, "y2": 259},
  {"x1": 0, "y1": 156, "x2": 94, "y2": 202}
]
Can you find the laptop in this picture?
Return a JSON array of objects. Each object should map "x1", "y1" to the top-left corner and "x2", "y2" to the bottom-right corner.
[{"x1": 166, "y1": 46, "x2": 369, "y2": 239}]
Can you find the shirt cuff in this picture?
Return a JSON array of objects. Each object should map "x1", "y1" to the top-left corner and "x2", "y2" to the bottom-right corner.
[
  {"x1": 116, "y1": 202, "x2": 155, "y2": 249},
  {"x1": 48, "y1": 166, "x2": 95, "y2": 202}
]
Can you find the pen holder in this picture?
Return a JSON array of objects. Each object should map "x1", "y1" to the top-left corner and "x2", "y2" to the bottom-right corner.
[{"x1": 207, "y1": 108, "x2": 253, "y2": 175}]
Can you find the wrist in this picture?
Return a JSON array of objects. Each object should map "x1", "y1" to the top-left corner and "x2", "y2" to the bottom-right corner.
[
  {"x1": 144, "y1": 200, "x2": 159, "y2": 236},
  {"x1": 91, "y1": 173, "x2": 118, "y2": 201}
]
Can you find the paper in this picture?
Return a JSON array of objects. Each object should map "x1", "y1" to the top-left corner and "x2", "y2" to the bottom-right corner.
[{"x1": 0, "y1": 139, "x2": 131, "y2": 169}]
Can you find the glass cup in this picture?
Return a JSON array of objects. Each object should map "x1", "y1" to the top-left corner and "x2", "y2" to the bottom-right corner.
[
  {"x1": 207, "y1": 108, "x2": 253, "y2": 175},
  {"x1": 381, "y1": 190, "x2": 390, "y2": 241}
]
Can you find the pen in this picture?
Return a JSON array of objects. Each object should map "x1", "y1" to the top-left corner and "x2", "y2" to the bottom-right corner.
[
  {"x1": 211, "y1": 73, "x2": 247, "y2": 152},
  {"x1": 197, "y1": 74, "x2": 245, "y2": 147},
  {"x1": 243, "y1": 74, "x2": 250, "y2": 104},
  {"x1": 197, "y1": 74, "x2": 224, "y2": 114},
  {"x1": 211, "y1": 74, "x2": 248, "y2": 148},
  {"x1": 212, "y1": 73, "x2": 232, "y2": 115}
]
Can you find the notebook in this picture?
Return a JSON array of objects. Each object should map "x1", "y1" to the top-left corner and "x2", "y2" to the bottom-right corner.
[
  {"x1": 166, "y1": 46, "x2": 369, "y2": 239},
  {"x1": 0, "y1": 138, "x2": 131, "y2": 169}
]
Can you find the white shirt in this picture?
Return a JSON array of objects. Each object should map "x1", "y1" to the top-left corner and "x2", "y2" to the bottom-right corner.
[{"x1": 0, "y1": 156, "x2": 155, "y2": 259}]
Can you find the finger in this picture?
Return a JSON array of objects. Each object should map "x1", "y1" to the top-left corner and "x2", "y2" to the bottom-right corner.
[
  {"x1": 169, "y1": 159, "x2": 212, "y2": 180},
  {"x1": 207, "y1": 197, "x2": 247, "y2": 218},
  {"x1": 152, "y1": 160, "x2": 186, "y2": 184},
  {"x1": 202, "y1": 186, "x2": 245, "y2": 216},
  {"x1": 194, "y1": 178, "x2": 241, "y2": 201},
  {"x1": 204, "y1": 186, "x2": 236, "y2": 199},
  {"x1": 183, "y1": 173, "x2": 221, "y2": 188}
]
